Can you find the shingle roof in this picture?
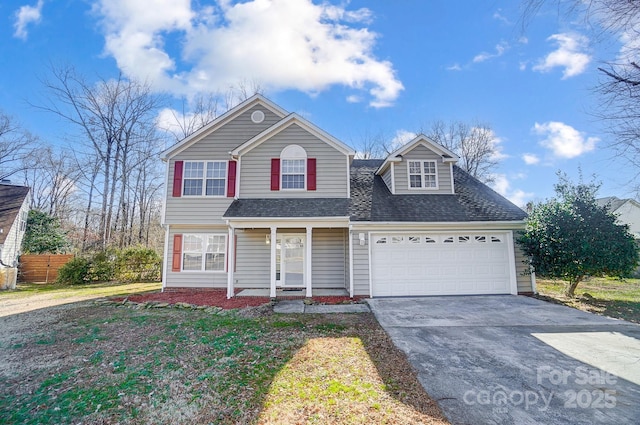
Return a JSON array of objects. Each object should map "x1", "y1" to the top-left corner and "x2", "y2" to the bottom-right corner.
[
  {"x1": 0, "y1": 184, "x2": 30, "y2": 244},
  {"x1": 223, "y1": 161, "x2": 525, "y2": 222},
  {"x1": 224, "y1": 198, "x2": 350, "y2": 218},
  {"x1": 349, "y1": 160, "x2": 526, "y2": 222},
  {"x1": 596, "y1": 196, "x2": 629, "y2": 212}
]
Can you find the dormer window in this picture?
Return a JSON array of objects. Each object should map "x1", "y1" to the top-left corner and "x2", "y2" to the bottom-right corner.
[
  {"x1": 280, "y1": 145, "x2": 307, "y2": 190},
  {"x1": 408, "y1": 160, "x2": 438, "y2": 189}
]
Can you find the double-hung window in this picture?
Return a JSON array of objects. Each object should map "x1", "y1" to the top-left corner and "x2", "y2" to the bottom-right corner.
[
  {"x1": 183, "y1": 161, "x2": 227, "y2": 196},
  {"x1": 182, "y1": 234, "x2": 226, "y2": 271},
  {"x1": 281, "y1": 159, "x2": 306, "y2": 189},
  {"x1": 408, "y1": 160, "x2": 437, "y2": 189}
]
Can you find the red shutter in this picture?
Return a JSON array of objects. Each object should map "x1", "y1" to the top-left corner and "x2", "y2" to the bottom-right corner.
[
  {"x1": 227, "y1": 160, "x2": 237, "y2": 197},
  {"x1": 172, "y1": 234, "x2": 183, "y2": 272},
  {"x1": 307, "y1": 158, "x2": 316, "y2": 191},
  {"x1": 271, "y1": 158, "x2": 280, "y2": 191},
  {"x1": 172, "y1": 161, "x2": 183, "y2": 197}
]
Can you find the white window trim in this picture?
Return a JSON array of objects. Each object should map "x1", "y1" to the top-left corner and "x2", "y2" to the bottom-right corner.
[
  {"x1": 182, "y1": 160, "x2": 228, "y2": 197},
  {"x1": 280, "y1": 144, "x2": 308, "y2": 191},
  {"x1": 407, "y1": 159, "x2": 439, "y2": 190},
  {"x1": 181, "y1": 233, "x2": 227, "y2": 273}
]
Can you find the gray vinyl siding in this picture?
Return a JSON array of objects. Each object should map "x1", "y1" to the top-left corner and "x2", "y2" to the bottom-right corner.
[
  {"x1": 234, "y1": 229, "x2": 270, "y2": 288},
  {"x1": 381, "y1": 167, "x2": 393, "y2": 192},
  {"x1": 239, "y1": 124, "x2": 349, "y2": 198},
  {"x1": 165, "y1": 226, "x2": 228, "y2": 288},
  {"x1": 233, "y1": 228, "x2": 348, "y2": 289},
  {"x1": 351, "y1": 231, "x2": 371, "y2": 296},
  {"x1": 514, "y1": 242, "x2": 533, "y2": 293},
  {"x1": 164, "y1": 105, "x2": 281, "y2": 224},
  {"x1": 312, "y1": 229, "x2": 347, "y2": 289},
  {"x1": 394, "y1": 144, "x2": 453, "y2": 194},
  {"x1": 175, "y1": 105, "x2": 281, "y2": 158}
]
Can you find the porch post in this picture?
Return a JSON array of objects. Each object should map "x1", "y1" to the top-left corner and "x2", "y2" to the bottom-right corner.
[
  {"x1": 270, "y1": 226, "x2": 277, "y2": 298},
  {"x1": 227, "y1": 227, "x2": 235, "y2": 299},
  {"x1": 348, "y1": 227, "x2": 354, "y2": 298},
  {"x1": 305, "y1": 226, "x2": 312, "y2": 298}
]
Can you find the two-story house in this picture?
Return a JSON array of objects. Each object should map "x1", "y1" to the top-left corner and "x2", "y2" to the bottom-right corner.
[{"x1": 160, "y1": 95, "x2": 532, "y2": 298}]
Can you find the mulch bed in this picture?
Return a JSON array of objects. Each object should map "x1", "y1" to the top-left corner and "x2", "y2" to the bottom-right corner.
[{"x1": 114, "y1": 289, "x2": 365, "y2": 310}]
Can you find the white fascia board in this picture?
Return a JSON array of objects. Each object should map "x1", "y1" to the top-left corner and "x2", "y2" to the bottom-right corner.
[
  {"x1": 349, "y1": 220, "x2": 526, "y2": 231},
  {"x1": 160, "y1": 94, "x2": 288, "y2": 160},
  {"x1": 226, "y1": 217, "x2": 350, "y2": 228},
  {"x1": 232, "y1": 113, "x2": 355, "y2": 157}
]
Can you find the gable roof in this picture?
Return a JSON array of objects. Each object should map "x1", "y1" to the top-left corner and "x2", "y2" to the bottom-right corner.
[
  {"x1": 160, "y1": 94, "x2": 288, "y2": 160},
  {"x1": 0, "y1": 184, "x2": 30, "y2": 244},
  {"x1": 376, "y1": 134, "x2": 459, "y2": 175},
  {"x1": 350, "y1": 160, "x2": 526, "y2": 222},
  {"x1": 596, "y1": 196, "x2": 640, "y2": 212},
  {"x1": 231, "y1": 113, "x2": 355, "y2": 157}
]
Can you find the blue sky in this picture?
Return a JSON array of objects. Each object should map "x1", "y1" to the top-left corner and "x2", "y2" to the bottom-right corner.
[{"x1": 0, "y1": 0, "x2": 634, "y2": 206}]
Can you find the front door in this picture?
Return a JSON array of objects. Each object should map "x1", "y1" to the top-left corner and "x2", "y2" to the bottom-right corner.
[{"x1": 277, "y1": 234, "x2": 305, "y2": 287}]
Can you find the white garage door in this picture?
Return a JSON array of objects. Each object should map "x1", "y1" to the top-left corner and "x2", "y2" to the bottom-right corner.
[{"x1": 371, "y1": 232, "x2": 514, "y2": 296}]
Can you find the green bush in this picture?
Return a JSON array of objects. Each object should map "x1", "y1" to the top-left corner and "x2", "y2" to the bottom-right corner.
[
  {"x1": 116, "y1": 246, "x2": 162, "y2": 282},
  {"x1": 56, "y1": 257, "x2": 90, "y2": 285},
  {"x1": 89, "y1": 250, "x2": 117, "y2": 282},
  {"x1": 55, "y1": 247, "x2": 162, "y2": 285}
]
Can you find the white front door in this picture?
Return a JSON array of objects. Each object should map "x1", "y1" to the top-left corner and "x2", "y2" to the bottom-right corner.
[{"x1": 277, "y1": 234, "x2": 305, "y2": 287}]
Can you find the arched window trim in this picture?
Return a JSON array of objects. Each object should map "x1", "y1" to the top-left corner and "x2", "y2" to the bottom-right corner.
[{"x1": 280, "y1": 145, "x2": 307, "y2": 190}]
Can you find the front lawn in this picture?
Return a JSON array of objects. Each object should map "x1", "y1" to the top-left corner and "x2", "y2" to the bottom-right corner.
[
  {"x1": 535, "y1": 276, "x2": 640, "y2": 323},
  {"x1": 1, "y1": 281, "x2": 161, "y2": 300},
  {"x1": 0, "y1": 304, "x2": 448, "y2": 424}
]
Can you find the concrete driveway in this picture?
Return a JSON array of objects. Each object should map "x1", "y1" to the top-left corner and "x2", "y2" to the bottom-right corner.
[{"x1": 367, "y1": 295, "x2": 640, "y2": 425}]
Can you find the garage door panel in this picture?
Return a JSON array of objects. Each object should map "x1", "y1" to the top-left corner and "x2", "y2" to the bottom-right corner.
[{"x1": 371, "y1": 232, "x2": 513, "y2": 297}]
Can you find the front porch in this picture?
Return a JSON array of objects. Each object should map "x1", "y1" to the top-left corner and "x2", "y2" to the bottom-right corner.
[
  {"x1": 226, "y1": 218, "x2": 352, "y2": 299},
  {"x1": 236, "y1": 288, "x2": 349, "y2": 297}
]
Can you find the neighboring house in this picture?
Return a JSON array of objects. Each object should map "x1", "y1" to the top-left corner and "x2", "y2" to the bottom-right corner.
[
  {"x1": 0, "y1": 183, "x2": 30, "y2": 289},
  {"x1": 160, "y1": 95, "x2": 532, "y2": 298},
  {"x1": 596, "y1": 196, "x2": 640, "y2": 239}
]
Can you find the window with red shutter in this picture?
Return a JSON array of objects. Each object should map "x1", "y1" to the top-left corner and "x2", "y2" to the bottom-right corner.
[
  {"x1": 172, "y1": 161, "x2": 183, "y2": 197},
  {"x1": 271, "y1": 158, "x2": 280, "y2": 191},
  {"x1": 227, "y1": 160, "x2": 237, "y2": 197},
  {"x1": 172, "y1": 234, "x2": 182, "y2": 272},
  {"x1": 307, "y1": 158, "x2": 316, "y2": 191}
]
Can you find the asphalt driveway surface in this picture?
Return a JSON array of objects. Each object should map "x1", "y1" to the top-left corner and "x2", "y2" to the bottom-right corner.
[{"x1": 367, "y1": 295, "x2": 640, "y2": 424}]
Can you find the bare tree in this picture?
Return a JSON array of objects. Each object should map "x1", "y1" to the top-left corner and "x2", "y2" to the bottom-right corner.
[
  {"x1": 424, "y1": 120, "x2": 501, "y2": 183},
  {"x1": 521, "y1": 0, "x2": 640, "y2": 188},
  {"x1": 0, "y1": 111, "x2": 36, "y2": 181},
  {"x1": 21, "y1": 146, "x2": 80, "y2": 217},
  {"x1": 35, "y1": 65, "x2": 165, "y2": 250},
  {"x1": 353, "y1": 130, "x2": 394, "y2": 159}
]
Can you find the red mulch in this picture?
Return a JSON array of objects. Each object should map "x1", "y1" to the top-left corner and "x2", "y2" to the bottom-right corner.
[{"x1": 113, "y1": 290, "x2": 365, "y2": 310}]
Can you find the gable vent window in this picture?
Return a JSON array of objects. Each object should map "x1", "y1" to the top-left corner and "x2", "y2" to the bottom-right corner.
[{"x1": 408, "y1": 160, "x2": 437, "y2": 189}]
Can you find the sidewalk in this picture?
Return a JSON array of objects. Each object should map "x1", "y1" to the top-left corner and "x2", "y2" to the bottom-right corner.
[{"x1": 274, "y1": 300, "x2": 370, "y2": 314}]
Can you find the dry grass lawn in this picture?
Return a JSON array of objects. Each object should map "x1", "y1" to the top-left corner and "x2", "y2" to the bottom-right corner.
[{"x1": 0, "y1": 301, "x2": 448, "y2": 425}]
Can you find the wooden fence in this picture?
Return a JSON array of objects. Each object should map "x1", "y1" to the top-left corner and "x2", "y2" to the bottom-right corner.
[{"x1": 18, "y1": 254, "x2": 74, "y2": 283}]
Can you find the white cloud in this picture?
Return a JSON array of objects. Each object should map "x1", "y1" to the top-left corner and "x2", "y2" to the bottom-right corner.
[
  {"x1": 446, "y1": 63, "x2": 462, "y2": 71},
  {"x1": 522, "y1": 153, "x2": 540, "y2": 165},
  {"x1": 94, "y1": 0, "x2": 403, "y2": 108},
  {"x1": 533, "y1": 33, "x2": 591, "y2": 79},
  {"x1": 473, "y1": 41, "x2": 509, "y2": 63},
  {"x1": 490, "y1": 173, "x2": 534, "y2": 207},
  {"x1": 390, "y1": 129, "x2": 417, "y2": 150},
  {"x1": 346, "y1": 94, "x2": 362, "y2": 103},
  {"x1": 533, "y1": 121, "x2": 598, "y2": 159},
  {"x1": 493, "y1": 10, "x2": 511, "y2": 25},
  {"x1": 13, "y1": 0, "x2": 44, "y2": 40},
  {"x1": 519, "y1": 61, "x2": 527, "y2": 71}
]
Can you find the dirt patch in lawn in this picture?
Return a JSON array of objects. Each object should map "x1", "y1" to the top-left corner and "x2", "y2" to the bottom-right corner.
[{"x1": 0, "y1": 303, "x2": 448, "y2": 425}]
